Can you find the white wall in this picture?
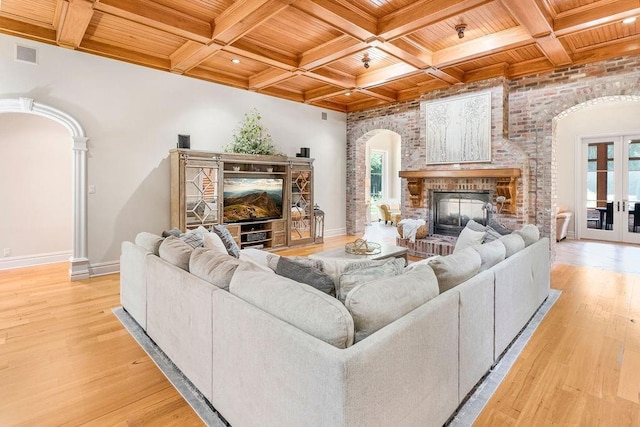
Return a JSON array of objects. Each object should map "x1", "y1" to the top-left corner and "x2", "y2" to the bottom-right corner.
[
  {"x1": 0, "y1": 113, "x2": 72, "y2": 259},
  {"x1": 0, "y1": 33, "x2": 347, "y2": 268},
  {"x1": 367, "y1": 131, "x2": 401, "y2": 201},
  {"x1": 556, "y1": 99, "x2": 640, "y2": 235}
]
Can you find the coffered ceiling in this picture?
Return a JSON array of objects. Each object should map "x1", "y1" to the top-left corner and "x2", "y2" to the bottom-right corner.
[{"x1": 1, "y1": 0, "x2": 640, "y2": 112}]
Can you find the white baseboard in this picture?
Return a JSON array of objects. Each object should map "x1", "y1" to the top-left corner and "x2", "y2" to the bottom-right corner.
[
  {"x1": 89, "y1": 260, "x2": 120, "y2": 277},
  {"x1": 324, "y1": 227, "x2": 347, "y2": 238},
  {"x1": 0, "y1": 251, "x2": 72, "y2": 271}
]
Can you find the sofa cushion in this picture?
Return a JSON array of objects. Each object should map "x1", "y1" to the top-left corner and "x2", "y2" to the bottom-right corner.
[
  {"x1": 189, "y1": 247, "x2": 244, "y2": 290},
  {"x1": 134, "y1": 232, "x2": 163, "y2": 255},
  {"x1": 428, "y1": 247, "x2": 481, "y2": 293},
  {"x1": 159, "y1": 235, "x2": 194, "y2": 271},
  {"x1": 273, "y1": 256, "x2": 335, "y2": 296},
  {"x1": 229, "y1": 265, "x2": 355, "y2": 348},
  {"x1": 453, "y1": 226, "x2": 486, "y2": 253},
  {"x1": 500, "y1": 233, "x2": 526, "y2": 257},
  {"x1": 344, "y1": 264, "x2": 439, "y2": 342},
  {"x1": 464, "y1": 219, "x2": 502, "y2": 243},
  {"x1": 337, "y1": 258, "x2": 405, "y2": 303},
  {"x1": 307, "y1": 256, "x2": 387, "y2": 285},
  {"x1": 266, "y1": 253, "x2": 324, "y2": 272},
  {"x1": 212, "y1": 225, "x2": 240, "y2": 258},
  {"x1": 514, "y1": 224, "x2": 540, "y2": 247},
  {"x1": 471, "y1": 239, "x2": 506, "y2": 271}
]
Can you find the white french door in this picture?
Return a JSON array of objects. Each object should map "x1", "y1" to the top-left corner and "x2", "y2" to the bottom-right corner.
[{"x1": 579, "y1": 134, "x2": 640, "y2": 244}]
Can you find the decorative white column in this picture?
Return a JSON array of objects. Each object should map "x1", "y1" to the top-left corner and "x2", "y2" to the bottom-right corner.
[{"x1": 0, "y1": 97, "x2": 90, "y2": 280}]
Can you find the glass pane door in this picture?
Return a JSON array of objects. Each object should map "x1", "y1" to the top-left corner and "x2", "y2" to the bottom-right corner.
[
  {"x1": 582, "y1": 139, "x2": 617, "y2": 240},
  {"x1": 622, "y1": 137, "x2": 640, "y2": 243}
]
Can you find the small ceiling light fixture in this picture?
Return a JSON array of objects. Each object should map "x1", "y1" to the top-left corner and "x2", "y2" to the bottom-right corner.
[
  {"x1": 455, "y1": 22, "x2": 466, "y2": 39},
  {"x1": 231, "y1": 58, "x2": 241, "y2": 64},
  {"x1": 345, "y1": 91, "x2": 351, "y2": 96},
  {"x1": 362, "y1": 53, "x2": 370, "y2": 69},
  {"x1": 623, "y1": 17, "x2": 637, "y2": 24}
]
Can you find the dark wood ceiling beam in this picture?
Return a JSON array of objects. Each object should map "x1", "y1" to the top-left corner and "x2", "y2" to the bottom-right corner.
[
  {"x1": 225, "y1": 40, "x2": 298, "y2": 69},
  {"x1": 79, "y1": 39, "x2": 170, "y2": 69},
  {"x1": 299, "y1": 36, "x2": 368, "y2": 70},
  {"x1": 57, "y1": 0, "x2": 94, "y2": 49},
  {"x1": 307, "y1": 68, "x2": 356, "y2": 88},
  {"x1": 93, "y1": 0, "x2": 212, "y2": 43},
  {"x1": 357, "y1": 87, "x2": 398, "y2": 103},
  {"x1": 291, "y1": 0, "x2": 376, "y2": 41},
  {"x1": 368, "y1": 37, "x2": 432, "y2": 69},
  {"x1": 433, "y1": 26, "x2": 533, "y2": 68},
  {"x1": 212, "y1": 0, "x2": 291, "y2": 45},
  {"x1": 170, "y1": 41, "x2": 224, "y2": 74},
  {"x1": 378, "y1": 0, "x2": 492, "y2": 41},
  {"x1": 249, "y1": 68, "x2": 298, "y2": 89},
  {"x1": 304, "y1": 85, "x2": 349, "y2": 102},
  {"x1": 498, "y1": 0, "x2": 571, "y2": 66},
  {"x1": 425, "y1": 67, "x2": 464, "y2": 84},
  {"x1": 554, "y1": 0, "x2": 640, "y2": 36},
  {"x1": 0, "y1": 16, "x2": 56, "y2": 42},
  {"x1": 356, "y1": 62, "x2": 420, "y2": 88}
]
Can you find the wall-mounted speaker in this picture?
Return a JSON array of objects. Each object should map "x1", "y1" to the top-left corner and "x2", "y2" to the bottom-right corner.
[{"x1": 178, "y1": 134, "x2": 190, "y2": 149}]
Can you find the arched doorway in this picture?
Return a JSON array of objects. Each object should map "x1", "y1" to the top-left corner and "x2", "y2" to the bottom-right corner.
[{"x1": 0, "y1": 98, "x2": 89, "y2": 280}]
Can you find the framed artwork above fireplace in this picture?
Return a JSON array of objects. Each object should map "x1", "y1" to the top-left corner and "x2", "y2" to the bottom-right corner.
[{"x1": 425, "y1": 91, "x2": 491, "y2": 165}]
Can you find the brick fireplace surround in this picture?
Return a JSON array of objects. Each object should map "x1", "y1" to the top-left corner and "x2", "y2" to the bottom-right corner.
[{"x1": 346, "y1": 55, "x2": 640, "y2": 259}]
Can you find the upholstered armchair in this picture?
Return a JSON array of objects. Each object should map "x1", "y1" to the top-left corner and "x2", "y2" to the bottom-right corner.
[
  {"x1": 556, "y1": 204, "x2": 572, "y2": 241},
  {"x1": 378, "y1": 203, "x2": 402, "y2": 225}
]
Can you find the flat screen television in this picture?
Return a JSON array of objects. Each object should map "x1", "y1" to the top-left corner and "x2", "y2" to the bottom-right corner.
[{"x1": 223, "y1": 177, "x2": 284, "y2": 223}]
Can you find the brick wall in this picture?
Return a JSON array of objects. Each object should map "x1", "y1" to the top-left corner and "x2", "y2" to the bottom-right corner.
[{"x1": 346, "y1": 54, "x2": 640, "y2": 258}]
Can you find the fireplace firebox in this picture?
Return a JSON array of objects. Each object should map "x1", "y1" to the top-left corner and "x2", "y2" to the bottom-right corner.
[{"x1": 431, "y1": 191, "x2": 491, "y2": 236}]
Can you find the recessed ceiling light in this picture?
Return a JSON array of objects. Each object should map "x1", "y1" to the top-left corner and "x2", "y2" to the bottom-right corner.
[
  {"x1": 623, "y1": 17, "x2": 636, "y2": 24},
  {"x1": 345, "y1": 92, "x2": 351, "y2": 96},
  {"x1": 231, "y1": 58, "x2": 241, "y2": 64}
]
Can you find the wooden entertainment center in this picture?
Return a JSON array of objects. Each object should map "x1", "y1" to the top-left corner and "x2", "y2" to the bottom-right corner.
[{"x1": 169, "y1": 149, "x2": 315, "y2": 249}]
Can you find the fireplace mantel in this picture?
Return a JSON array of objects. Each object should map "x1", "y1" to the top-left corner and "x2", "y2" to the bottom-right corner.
[{"x1": 399, "y1": 168, "x2": 521, "y2": 213}]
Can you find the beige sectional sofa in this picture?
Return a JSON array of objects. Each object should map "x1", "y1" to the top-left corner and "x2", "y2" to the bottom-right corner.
[{"x1": 120, "y1": 228, "x2": 550, "y2": 426}]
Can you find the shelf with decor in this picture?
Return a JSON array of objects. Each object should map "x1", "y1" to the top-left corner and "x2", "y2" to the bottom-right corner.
[
  {"x1": 225, "y1": 219, "x2": 286, "y2": 250},
  {"x1": 289, "y1": 161, "x2": 314, "y2": 246}
]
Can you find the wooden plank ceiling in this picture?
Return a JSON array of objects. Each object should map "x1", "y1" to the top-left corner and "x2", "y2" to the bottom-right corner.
[{"x1": 1, "y1": 0, "x2": 639, "y2": 112}]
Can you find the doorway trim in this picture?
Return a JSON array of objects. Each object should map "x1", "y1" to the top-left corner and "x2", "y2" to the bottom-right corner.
[{"x1": 0, "y1": 97, "x2": 89, "y2": 280}]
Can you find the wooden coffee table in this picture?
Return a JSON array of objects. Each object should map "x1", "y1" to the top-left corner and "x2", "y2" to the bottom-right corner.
[{"x1": 312, "y1": 243, "x2": 409, "y2": 265}]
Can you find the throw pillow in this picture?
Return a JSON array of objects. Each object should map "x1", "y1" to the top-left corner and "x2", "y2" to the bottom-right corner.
[
  {"x1": 337, "y1": 258, "x2": 405, "y2": 303},
  {"x1": 202, "y1": 229, "x2": 229, "y2": 254},
  {"x1": 158, "y1": 235, "x2": 194, "y2": 271},
  {"x1": 212, "y1": 225, "x2": 240, "y2": 258},
  {"x1": 484, "y1": 226, "x2": 502, "y2": 242},
  {"x1": 344, "y1": 263, "x2": 439, "y2": 343},
  {"x1": 499, "y1": 233, "x2": 525, "y2": 257},
  {"x1": 134, "y1": 232, "x2": 163, "y2": 255},
  {"x1": 306, "y1": 256, "x2": 386, "y2": 285},
  {"x1": 161, "y1": 227, "x2": 182, "y2": 238},
  {"x1": 514, "y1": 224, "x2": 540, "y2": 247},
  {"x1": 453, "y1": 226, "x2": 486, "y2": 254},
  {"x1": 274, "y1": 257, "x2": 335, "y2": 296},
  {"x1": 189, "y1": 247, "x2": 244, "y2": 290},
  {"x1": 487, "y1": 219, "x2": 511, "y2": 235},
  {"x1": 267, "y1": 254, "x2": 323, "y2": 272},
  {"x1": 428, "y1": 247, "x2": 481, "y2": 293},
  {"x1": 470, "y1": 239, "x2": 506, "y2": 271},
  {"x1": 180, "y1": 228, "x2": 205, "y2": 249},
  {"x1": 229, "y1": 264, "x2": 355, "y2": 349}
]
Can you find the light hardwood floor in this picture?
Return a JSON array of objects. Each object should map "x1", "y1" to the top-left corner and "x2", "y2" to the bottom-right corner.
[{"x1": 1, "y1": 227, "x2": 639, "y2": 426}]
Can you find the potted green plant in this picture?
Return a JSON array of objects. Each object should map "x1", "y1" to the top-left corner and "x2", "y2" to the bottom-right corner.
[{"x1": 225, "y1": 108, "x2": 281, "y2": 155}]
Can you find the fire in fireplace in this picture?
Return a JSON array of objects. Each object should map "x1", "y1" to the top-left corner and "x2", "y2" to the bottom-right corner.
[{"x1": 431, "y1": 191, "x2": 491, "y2": 236}]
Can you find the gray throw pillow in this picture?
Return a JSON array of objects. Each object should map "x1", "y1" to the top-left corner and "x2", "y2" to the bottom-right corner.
[
  {"x1": 180, "y1": 229, "x2": 205, "y2": 249},
  {"x1": 487, "y1": 219, "x2": 511, "y2": 235},
  {"x1": 189, "y1": 247, "x2": 244, "y2": 290},
  {"x1": 274, "y1": 257, "x2": 335, "y2": 296},
  {"x1": 338, "y1": 258, "x2": 405, "y2": 303},
  {"x1": 212, "y1": 225, "x2": 240, "y2": 258},
  {"x1": 453, "y1": 226, "x2": 486, "y2": 253},
  {"x1": 428, "y1": 247, "x2": 481, "y2": 293},
  {"x1": 484, "y1": 226, "x2": 502, "y2": 242},
  {"x1": 162, "y1": 227, "x2": 182, "y2": 238},
  {"x1": 500, "y1": 233, "x2": 525, "y2": 257},
  {"x1": 158, "y1": 235, "x2": 193, "y2": 271},
  {"x1": 345, "y1": 264, "x2": 439, "y2": 342}
]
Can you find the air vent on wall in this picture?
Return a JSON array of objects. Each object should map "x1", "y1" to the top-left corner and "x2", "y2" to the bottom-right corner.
[{"x1": 15, "y1": 44, "x2": 38, "y2": 64}]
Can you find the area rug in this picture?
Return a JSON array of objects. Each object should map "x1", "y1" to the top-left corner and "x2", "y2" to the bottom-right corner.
[{"x1": 114, "y1": 288, "x2": 561, "y2": 427}]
